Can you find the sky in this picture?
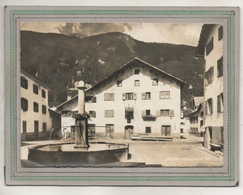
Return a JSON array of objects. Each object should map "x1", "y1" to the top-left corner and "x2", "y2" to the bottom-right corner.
[{"x1": 20, "y1": 22, "x2": 203, "y2": 46}]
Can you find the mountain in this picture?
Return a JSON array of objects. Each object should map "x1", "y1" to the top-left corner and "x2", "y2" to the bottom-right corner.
[{"x1": 20, "y1": 30, "x2": 204, "y2": 106}]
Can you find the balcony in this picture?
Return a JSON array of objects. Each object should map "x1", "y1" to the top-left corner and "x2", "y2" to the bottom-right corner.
[
  {"x1": 125, "y1": 107, "x2": 134, "y2": 120},
  {"x1": 142, "y1": 115, "x2": 157, "y2": 121}
]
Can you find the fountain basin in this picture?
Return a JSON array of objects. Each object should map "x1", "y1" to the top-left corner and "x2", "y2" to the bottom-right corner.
[{"x1": 28, "y1": 142, "x2": 129, "y2": 166}]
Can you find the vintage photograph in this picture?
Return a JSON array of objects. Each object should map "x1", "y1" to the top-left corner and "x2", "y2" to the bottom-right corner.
[{"x1": 20, "y1": 22, "x2": 224, "y2": 168}]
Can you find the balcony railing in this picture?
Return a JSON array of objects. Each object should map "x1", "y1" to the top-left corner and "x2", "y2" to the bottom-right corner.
[{"x1": 142, "y1": 115, "x2": 157, "y2": 121}]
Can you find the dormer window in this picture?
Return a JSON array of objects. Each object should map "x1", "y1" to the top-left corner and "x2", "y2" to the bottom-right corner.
[{"x1": 134, "y1": 69, "x2": 140, "y2": 74}]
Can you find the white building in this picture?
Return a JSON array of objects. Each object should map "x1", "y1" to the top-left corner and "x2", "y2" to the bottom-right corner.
[
  {"x1": 56, "y1": 58, "x2": 185, "y2": 139},
  {"x1": 195, "y1": 24, "x2": 224, "y2": 151},
  {"x1": 20, "y1": 69, "x2": 53, "y2": 140}
]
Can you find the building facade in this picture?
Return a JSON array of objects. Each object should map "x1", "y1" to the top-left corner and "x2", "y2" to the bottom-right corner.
[
  {"x1": 187, "y1": 103, "x2": 204, "y2": 136},
  {"x1": 56, "y1": 58, "x2": 185, "y2": 139},
  {"x1": 20, "y1": 69, "x2": 53, "y2": 140},
  {"x1": 195, "y1": 24, "x2": 224, "y2": 150}
]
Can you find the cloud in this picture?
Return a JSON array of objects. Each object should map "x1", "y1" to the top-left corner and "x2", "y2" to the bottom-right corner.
[
  {"x1": 20, "y1": 22, "x2": 203, "y2": 46},
  {"x1": 56, "y1": 23, "x2": 134, "y2": 36}
]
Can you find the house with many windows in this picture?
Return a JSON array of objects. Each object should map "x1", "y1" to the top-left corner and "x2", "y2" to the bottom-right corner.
[
  {"x1": 20, "y1": 69, "x2": 54, "y2": 140},
  {"x1": 187, "y1": 98, "x2": 204, "y2": 136},
  {"x1": 195, "y1": 24, "x2": 224, "y2": 151},
  {"x1": 56, "y1": 58, "x2": 185, "y2": 139}
]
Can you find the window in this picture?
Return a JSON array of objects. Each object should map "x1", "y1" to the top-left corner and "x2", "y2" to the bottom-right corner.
[
  {"x1": 33, "y1": 102, "x2": 39, "y2": 112},
  {"x1": 89, "y1": 111, "x2": 96, "y2": 118},
  {"x1": 146, "y1": 110, "x2": 151, "y2": 116},
  {"x1": 205, "y1": 66, "x2": 214, "y2": 85},
  {"x1": 142, "y1": 92, "x2": 151, "y2": 100},
  {"x1": 217, "y1": 56, "x2": 223, "y2": 77},
  {"x1": 145, "y1": 127, "x2": 151, "y2": 134},
  {"x1": 42, "y1": 89, "x2": 46, "y2": 98},
  {"x1": 42, "y1": 122, "x2": 47, "y2": 133},
  {"x1": 160, "y1": 109, "x2": 174, "y2": 117},
  {"x1": 134, "y1": 80, "x2": 140, "y2": 86},
  {"x1": 134, "y1": 69, "x2": 140, "y2": 74},
  {"x1": 152, "y1": 78, "x2": 158, "y2": 86},
  {"x1": 218, "y1": 25, "x2": 223, "y2": 41},
  {"x1": 159, "y1": 91, "x2": 170, "y2": 99},
  {"x1": 21, "y1": 98, "x2": 28, "y2": 111},
  {"x1": 117, "y1": 81, "x2": 122, "y2": 87},
  {"x1": 123, "y1": 93, "x2": 136, "y2": 100},
  {"x1": 33, "y1": 84, "x2": 39, "y2": 95},
  {"x1": 160, "y1": 109, "x2": 170, "y2": 116},
  {"x1": 200, "y1": 120, "x2": 203, "y2": 127},
  {"x1": 34, "y1": 120, "x2": 39, "y2": 138},
  {"x1": 206, "y1": 37, "x2": 214, "y2": 55},
  {"x1": 105, "y1": 110, "x2": 114, "y2": 117},
  {"x1": 206, "y1": 98, "x2": 213, "y2": 115},
  {"x1": 104, "y1": 93, "x2": 114, "y2": 101},
  {"x1": 21, "y1": 76, "x2": 28, "y2": 89},
  {"x1": 42, "y1": 105, "x2": 47, "y2": 114},
  {"x1": 161, "y1": 125, "x2": 171, "y2": 136},
  {"x1": 22, "y1": 121, "x2": 27, "y2": 133},
  {"x1": 217, "y1": 93, "x2": 224, "y2": 113},
  {"x1": 85, "y1": 96, "x2": 96, "y2": 103}
]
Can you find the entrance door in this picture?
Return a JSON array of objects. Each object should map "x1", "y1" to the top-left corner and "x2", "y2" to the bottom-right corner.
[
  {"x1": 161, "y1": 125, "x2": 171, "y2": 136},
  {"x1": 105, "y1": 124, "x2": 114, "y2": 139},
  {"x1": 125, "y1": 125, "x2": 134, "y2": 139},
  {"x1": 34, "y1": 120, "x2": 39, "y2": 139}
]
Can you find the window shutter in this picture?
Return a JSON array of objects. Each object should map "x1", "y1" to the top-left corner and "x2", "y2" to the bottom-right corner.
[
  {"x1": 141, "y1": 92, "x2": 145, "y2": 100},
  {"x1": 133, "y1": 93, "x2": 137, "y2": 100},
  {"x1": 142, "y1": 110, "x2": 146, "y2": 117},
  {"x1": 156, "y1": 110, "x2": 161, "y2": 117},
  {"x1": 169, "y1": 110, "x2": 174, "y2": 117},
  {"x1": 122, "y1": 93, "x2": 126, "y2": 100}
]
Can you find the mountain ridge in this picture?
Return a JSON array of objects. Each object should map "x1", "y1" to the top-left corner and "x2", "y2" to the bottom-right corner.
[{"x1": 20, "y1": 30, "x2": 204, "y2": 106}]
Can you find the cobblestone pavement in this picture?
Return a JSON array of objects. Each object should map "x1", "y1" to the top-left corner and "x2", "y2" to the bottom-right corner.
[{"x1": 21, "y1": 134, "x2": 223, "y2": 167}]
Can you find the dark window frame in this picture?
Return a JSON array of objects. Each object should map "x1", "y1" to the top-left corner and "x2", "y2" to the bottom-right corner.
[
  {"x1": 33, "y1": 84, "x2": 39, "y2": 95},
  {"x1": 33, "y1": 102, "x2": 39, "y2": 112},
  {"x1": 21, "y1": 76, "x2": 28, "y2": 89}
]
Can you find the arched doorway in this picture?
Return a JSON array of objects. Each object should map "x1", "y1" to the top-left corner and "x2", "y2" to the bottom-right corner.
[{"x1": 124, "y1": 125, "x2": 134, "y2": 139}]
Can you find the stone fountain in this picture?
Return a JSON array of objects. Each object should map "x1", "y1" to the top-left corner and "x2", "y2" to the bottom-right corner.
[{"x1": 27, "y1": 81, "x2": 129, "y2": 167}]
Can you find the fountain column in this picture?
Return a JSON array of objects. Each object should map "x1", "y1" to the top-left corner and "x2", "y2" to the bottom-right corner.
[{"x1": 74, "y1": 80, "x2": 87, "y2": 148}]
